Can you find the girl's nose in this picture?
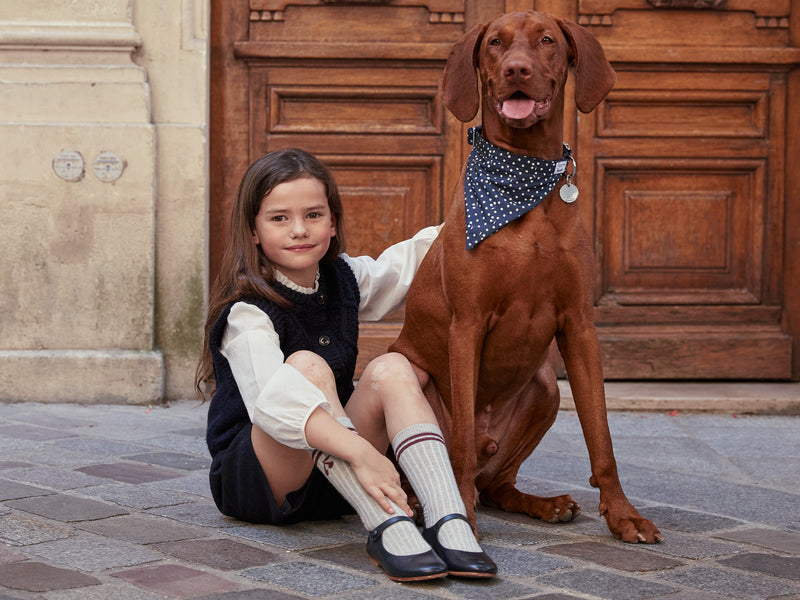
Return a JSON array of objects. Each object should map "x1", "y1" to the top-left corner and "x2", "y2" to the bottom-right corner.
[{"x1": 291, "y1": 220, "x2": 309, "y2": 238}]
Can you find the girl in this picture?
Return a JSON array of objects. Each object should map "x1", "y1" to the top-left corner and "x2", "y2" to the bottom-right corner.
[{"x1": 196, "y1": 148, "x2": 496, "y2": 582}]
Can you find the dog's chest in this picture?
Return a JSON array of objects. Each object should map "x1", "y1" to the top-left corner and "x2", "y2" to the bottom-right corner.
[{"x1": 472, "y1": 203, "x2": 567, "y2": 273}]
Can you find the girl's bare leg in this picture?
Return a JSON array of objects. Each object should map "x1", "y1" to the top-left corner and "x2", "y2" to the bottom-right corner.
[
  {"x1": 345, "y1": 352, "x2": 438, "y2": 452},
  {"x1": 249, "y1": 350, "x2": 343, "y2": 505}
]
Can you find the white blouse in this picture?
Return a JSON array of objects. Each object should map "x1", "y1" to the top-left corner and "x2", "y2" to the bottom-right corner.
[{"x1": 220, "y1": 225, "x2": 439, "y2": 450}]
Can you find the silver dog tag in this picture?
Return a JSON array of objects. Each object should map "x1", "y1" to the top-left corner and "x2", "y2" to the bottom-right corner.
[{"x1": 560, "y1": 183, "x2": 579, "y2": 203}]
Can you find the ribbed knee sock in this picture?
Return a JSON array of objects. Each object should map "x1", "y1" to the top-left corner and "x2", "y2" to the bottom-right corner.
[
  {"x1": 393, "y1": 423, "x2": 482, "y2": 552},
  {"x1": 311, "y1": 417, "x2": 430, "y2": 556}
]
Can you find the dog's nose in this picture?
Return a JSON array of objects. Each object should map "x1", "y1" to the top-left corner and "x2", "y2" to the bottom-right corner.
[{"x1": 503, "y1": 57, "x2": 532, "y2": 82}]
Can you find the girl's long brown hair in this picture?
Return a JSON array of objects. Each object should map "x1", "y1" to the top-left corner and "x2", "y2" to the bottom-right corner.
[{"x1": 195, "y1": 148, "x2": 346, "y2": 400}]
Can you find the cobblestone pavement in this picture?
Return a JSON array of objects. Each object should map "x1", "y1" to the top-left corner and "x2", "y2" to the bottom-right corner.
[{"x1": 0, "y1": 400, "x2": 798, "y2": 599}]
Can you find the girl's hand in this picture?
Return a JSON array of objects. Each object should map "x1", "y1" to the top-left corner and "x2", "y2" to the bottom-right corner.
[{"x1": 349, "y1": 447, "x2": 413, "y2": 517}]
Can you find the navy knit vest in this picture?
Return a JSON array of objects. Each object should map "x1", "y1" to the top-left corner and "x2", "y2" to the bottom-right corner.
[{"x1": 206, "y1": 257, "x2": 360, "y2": 458}]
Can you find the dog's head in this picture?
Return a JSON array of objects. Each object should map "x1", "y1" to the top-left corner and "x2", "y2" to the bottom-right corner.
[{"x1": 441, "y1": 11, "x2": 616, "y2": 127}]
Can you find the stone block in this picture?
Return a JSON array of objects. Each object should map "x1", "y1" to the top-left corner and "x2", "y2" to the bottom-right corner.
[
  {"x1": 715, "y1": 527, "x2": 800, "y2": 555},
  {"x1": 113, "y1": 564, "x2": 242, "y2": 597},
  {"x1": 0, "y1": 562, "x2": 99, "y2": 592},
  {"x1": 81, "y1": 482, "x2": 197, "y2": 510},
  {"x1": 0, "y1": 425, "x2": 76, "y2": 442},
  {"x1": 658, "y1": 565, "x2": 800, "y2": 599},
  {"x1": 241, "y1": 561, "x2": 378, "y2": 596},
  {"x1": 538, "y1": 567, "x2": 677, "y2": 599},
  {"x1": 0, "y1": 479, "x2": 51, "y2": 502},
  {"x1": 642, "y1": 531, "x2": 746, "y2": 560},
  {"x1": 153, "y1": 538, "x2": 280, "y2": 571},
  {"x1": 152, "y1": 502, "x2": 236, "y2": 528},
  {"x1": 26, "y1": 532, "x2": 162, "y2": 571},
  {"x1": 0, "y1": 512, "x2": 74, "y2": 546},
  {"x1": 76, "y1": 514, "x2": 207, "y2": 544},
  {"x1": 638, "y1": 506, "x2": 743, "y2": 533},
  {"x1": 123, "y1": 451, "x2": 211, "y2": 471},
  {"x1": 718, "y1": 553, "x2": 800, "y2": 581},
  {"x1": 76, "y1": 462, "x2": 184, "y2": 484},
  {"x1": 542, "y1": 541, "x2": 684, "y2": 571},
  {"x1": 5, "y1": 466, "x2": 107, "y2": 490},
  {"x1": 224, "y1": 522, "x2": 353, "y2": 551},
  {"x1": 7, "y1": 493, "x2": 127, "y2": 522}
]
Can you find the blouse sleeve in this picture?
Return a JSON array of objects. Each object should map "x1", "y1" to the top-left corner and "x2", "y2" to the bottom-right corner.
[
  {"x1": 221, "y1": 301, "x2": 331, "y2": 450},
  {"x1": 344, "y1": 225, "x2": 439, "y2": 322}
]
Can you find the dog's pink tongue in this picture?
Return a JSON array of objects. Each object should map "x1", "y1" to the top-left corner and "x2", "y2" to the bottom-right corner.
[{"x1": 502, "y1": 97, "x2": 536, "y2": 119}]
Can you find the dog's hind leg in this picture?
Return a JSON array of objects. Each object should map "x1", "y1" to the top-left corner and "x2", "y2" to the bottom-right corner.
[{"x1": 477, "y1": 366, "x2": 581, "y2": 523}]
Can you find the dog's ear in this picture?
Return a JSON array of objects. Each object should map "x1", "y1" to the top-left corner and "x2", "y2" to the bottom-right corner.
[
  {"x1": 558, "y1": 19, "x2": 616, "y2": 113},
  {"x1": 440, "y1": 23, "x2": 487, "y2": 122}
]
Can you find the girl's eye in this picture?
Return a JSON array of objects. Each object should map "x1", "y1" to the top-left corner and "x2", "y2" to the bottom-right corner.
[
  {"x1": 307, "y1": 212, "x2": 322, "y2": 219},
  {"x1": 271, "y1": 215, "x2": 287, "y2": 222}
]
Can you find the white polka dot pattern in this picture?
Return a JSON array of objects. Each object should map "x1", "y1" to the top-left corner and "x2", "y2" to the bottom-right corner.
[{"x1": 464, "y1": 126, "x2": 571, "y2": 250}]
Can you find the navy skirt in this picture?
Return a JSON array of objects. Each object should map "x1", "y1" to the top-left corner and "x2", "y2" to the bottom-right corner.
[{"x1": 209, "y1": 423, "x2": 355, "y2": 524}]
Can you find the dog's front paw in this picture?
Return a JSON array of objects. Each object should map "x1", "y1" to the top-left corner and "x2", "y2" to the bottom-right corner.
[{"x1": 600, "y1": 503, "x2": 663, "y2": 543}]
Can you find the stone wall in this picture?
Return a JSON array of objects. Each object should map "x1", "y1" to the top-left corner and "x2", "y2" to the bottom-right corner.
[{"x1": 0, "y1": 0, "x2": 209, "y2": 403}]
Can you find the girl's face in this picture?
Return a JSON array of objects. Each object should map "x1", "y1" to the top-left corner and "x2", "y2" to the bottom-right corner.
[{"x1": 252, "y1": 176, "x2": 336, "y2": 288}]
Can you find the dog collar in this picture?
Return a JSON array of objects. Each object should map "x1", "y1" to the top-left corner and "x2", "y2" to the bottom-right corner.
[{"x1": 464, "y1": 126, "x2": 572, "y2": 250}]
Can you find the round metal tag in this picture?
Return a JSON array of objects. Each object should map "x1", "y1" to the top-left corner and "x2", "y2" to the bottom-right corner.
[
  {"x1": 93, "y1": 152, "x2": 125, "y2": 182},
  {"x1": 53, "y1": 150, "x2": 85, "y2": 182},
  {"x1": 559, "y1": 183, "x2": 579, "y2": 203}
]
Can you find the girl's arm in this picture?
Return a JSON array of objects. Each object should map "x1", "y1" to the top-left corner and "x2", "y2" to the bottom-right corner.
[
  {"x1": 223, "y1": 302, "x2": 411, "y2": 514},
  {"x1": 345, "y1": 224, "x2": 439, "y2": 322},
  {"x1": 304, "y1": 406, "x2": 410, "y2": 515},
  {"x1": 222, "y1": 301, "x2": 331, "y2": 450}
]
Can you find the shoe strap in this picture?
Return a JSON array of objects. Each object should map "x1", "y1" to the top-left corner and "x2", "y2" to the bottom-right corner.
[
  {"x1": 425, "y1": 513, "x2": 470, "y2": 536},
  {"x1": 369, "y1": 515, "x2": 414, "y2": 540}
]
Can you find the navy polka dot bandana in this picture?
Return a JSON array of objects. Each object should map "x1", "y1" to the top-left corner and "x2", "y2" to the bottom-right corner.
[{"x1": 465, "y1": 126, "x2": 571, "y2": 250}]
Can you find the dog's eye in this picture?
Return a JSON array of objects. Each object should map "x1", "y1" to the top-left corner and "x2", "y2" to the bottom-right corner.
[
  {"x1": 489, "y1": 37, "x2": 502, "y2": 46},
  {"x1": 542, "y1": 36, "x2": 554, "y2": 45}
]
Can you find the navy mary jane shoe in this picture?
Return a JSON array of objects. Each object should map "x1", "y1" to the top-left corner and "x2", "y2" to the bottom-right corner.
[
  {"x1": 366, "y1": 515, "x2": 448, "y2": 582},
  {"x1": 422, "y1": 514, "x2": 498, "y2": 578}
]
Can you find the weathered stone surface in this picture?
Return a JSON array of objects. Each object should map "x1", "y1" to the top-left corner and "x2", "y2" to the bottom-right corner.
[
  {"x1": 152, "y1": 538, "x2": 280, "y2": 570},
  {"x1": 0, "y1": 561, "x2": 100, "y2": 592},
  {"x1": 7, "y1": 493, "x2": 127, "y2": 522},
  {"x1": 113, "y1": 564, "x2": 242, "y2": 597},
  {"x1": 542, "y1": 541, "x2": 683, "y2": 571}
]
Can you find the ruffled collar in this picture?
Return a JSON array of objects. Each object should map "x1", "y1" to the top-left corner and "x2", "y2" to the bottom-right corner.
[{"x1": 274, "y1": 268, "x2": 320, "y2": 295}]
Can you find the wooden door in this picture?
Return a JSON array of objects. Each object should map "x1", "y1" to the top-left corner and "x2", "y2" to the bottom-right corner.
[
  {"x1": 211, "y1": 0, "x2": 800, "y2": 380},
  {"x1": 575, "y1": 0, "x2": 799, "y2": 379}
]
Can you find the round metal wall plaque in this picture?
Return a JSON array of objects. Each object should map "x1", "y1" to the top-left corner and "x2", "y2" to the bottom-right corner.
[
  {"x1": 93, "y1": 152, "x2": 125, "y2": 182},
  {"x1": 52, "y1": 150, "x2": 85, "y2": 182}
]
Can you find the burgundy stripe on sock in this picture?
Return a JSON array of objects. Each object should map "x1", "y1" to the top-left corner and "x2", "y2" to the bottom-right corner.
[
  {"x1": 394, "y1": 431, "x2": 445, "y2": 461},
  {"x1": 312, "y1": 449, "x2": 335, "y2": 475}
]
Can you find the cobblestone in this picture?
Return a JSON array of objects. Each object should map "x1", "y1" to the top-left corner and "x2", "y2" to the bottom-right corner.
[{"x1": 0, "y1": 400, "x2": 798, "y2": 599}]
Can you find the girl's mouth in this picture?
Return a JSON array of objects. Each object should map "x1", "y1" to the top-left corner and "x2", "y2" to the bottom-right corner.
[{"x1": 286, "y1": 244, "x2": 315, "y2": 252}]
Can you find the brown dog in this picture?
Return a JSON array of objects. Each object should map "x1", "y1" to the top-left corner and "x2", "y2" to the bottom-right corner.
[{"x1": 390, "y1": 11, "x2": 662, "y2": 544}]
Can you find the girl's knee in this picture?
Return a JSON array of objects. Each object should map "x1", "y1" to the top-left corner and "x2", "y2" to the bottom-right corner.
[
  {"x1": 363, "y1": 352, "x2": 417, "y2": 389},
  {"x1": 286, "y1": 351, "x2": 335, "y2": 387}
]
